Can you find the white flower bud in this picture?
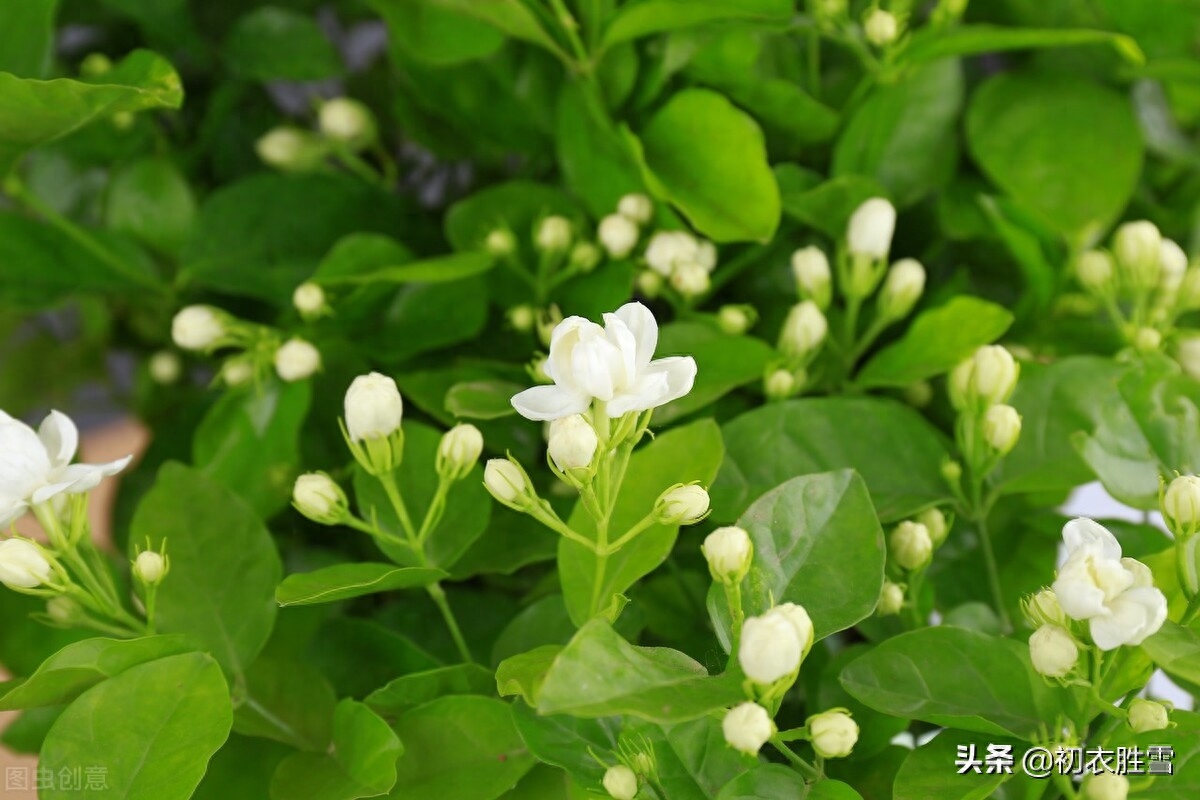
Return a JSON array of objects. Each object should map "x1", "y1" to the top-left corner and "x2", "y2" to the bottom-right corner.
[
  {"x1": 344, "y1": 373, "x2": 403, "y2": 442},
  {"x1": 598, "y1": 214, "x2": 639, "y2": 259},
  {"x1": 739, "y1": 609, "x2": 803, "y2": 684},
  {"x1": 602, "y1": 765, "x2": 638, "y2": 800},
  {"x1": 547, "y1": 414, "x2": 598, "y2": 472},
  {"x1": 618, "y1": 193, "x2": 653, "y2": 224},
  {"x1": 536, "y1": 305, "x2": 562, "y2": 348},
  {"x1": 644, "y1": 231, "x2": 697, "y2": 276},
  {"x1": 292, "y1": 472, "x2": 348, "y2": 524},
  {"x1": 864, "y1": 9, "x2": 899, "y2": 46},
  {"x1": 1159, "y1": 239, "x2": 1188, "y2": 292},
  {"x1": 941, "y1": 459, "x2": 963, "y2": 485},
  {"x1": 716, "y1": 305, "x2": 756, "y2": 335},
  {"x1": 484, "y1": 458, "x2": 533, "y2": 508},
  {"x1": 1126, "y1": 698, "x2": 1170, "y2": 733},
  {"x1": 982, "y1": 404, "x2": 1021, "y2": 455},
  {"x1": 1163, "y1": 474, "x2": 1200, "y2": 535},
  {"x1": 670, "y1": 261, "x2": 711, "y2": 299},
  {"x1": 953, "y1": 345, "x2": 1019, "y2": 409},
  {"x1": 171, "y1": 305, "x2": 226, "y2": 351},
  {"x1": 877, "y1": 259, "x2": 925, "y2": 321},
  {"x1": 890, "y1": 520, "x2": 932, "y2": 571},
  {"x1": 46, "y1": 596, "x2": 81, "y2": 625},
  {"x1": 878, "y1": 580, "x2": 905, "y2": 615},
  {"x1": 318, "y1": 98, "x2": 376, "y2": 146},
  {"x1": 778, "y1": 301, "x2": 828, "y2": 361},
  {"x1": 293, "y1": 282, "x2": 327, "y2": 318},
  {"x1": 764, "y1": 368, "x2": 799, "y2": 401},
  {"x1": 807, "y1": 710, "x2": 859, "y2": 759},
  {"x1": 1179, "y1": 267, "x2": 1200, "y2": 309},
  {"x1": 791, "y1": 246, "x2": 832, "y2": 309},
  {"x1": 1113, "y1": 220, "x2": 1162, "y2": 291},
  {"x1": 437, "y1": 424, "x2": 483, "y2": 481},
  {"x1": 535, "y1": 216, "x2": 572, "y2": 252},
  {"x1": 527, "y1": 355, "x2": 551, "y2": 384},
  {"x1": 570, "y1": 241, "x2": 601, "y2": 273},
  {"x1": 1084, "y1": 771, "x2": 1129, "y2": 800},
  {"x1": 702, "y1": 526, "x2": 753, "y2": 583},
  {"x1": 847, "y1": 197, "x2": 896, "y2": 260},
  {"x1": 133, "y1": 550, "x2": 167, "y2": 585},
  {"x1": 1076, "y1": 250, "x2": 1115, "y2": 295},
  {"x1": 221, "y1": 359, "x2": 254, "y2": 387},
  {"x1": 1023, "y1": 588, "x2": 1068, "y2": 628},
  {"x1": 1177, "y1": 335, "x2": 1200, "y2": 380},
  {"x1": 507, "y1": 304, "x2": 536, "y2": 333},
  {"x1": 486, "y1": 228, "x2": 516, "y2": 258},
  {"x1": 80, "y1": 53, "x2": 113, "y2": 77},
  {"x1": 775, "y1": 602, "x2": 815, "y2": 655},
  {"x1": 696, "y1": 240, "x2": 717, "y2": 272},
  {"x1": 149, "y1": 351, "x2": 182, "y2": 385},
  {"x1": 916, "y1": 507, "x2": 948, "y2": 548},
  {"x1": 722, "y1": 702, "x2": 774, "y2": 755},
  {"x1": 274, "y1": 338, "x2": 321, "y2": 382},
  {"x1": 1029, "y1": 624, "x2": 1079, "y2": 678},
  {"x1": 1133, "y1": 327, "x2": 1161, "y2": 352},
  {"x1": 636, "y1": 269, "x2": 664, "y2": 298},
  {"x1": 0, "y1": 539, "x2": 54, "y2": 590},
  {"x1": 256, "y1": 127, "x2": 319, "y2": 170},
  {"x1": 655, "y1": 484, "x2": 710, "y2": 525}
]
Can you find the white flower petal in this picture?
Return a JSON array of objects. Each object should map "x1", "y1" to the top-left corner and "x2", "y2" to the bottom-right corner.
[
  {"x1": 545, "y1": 317, "x2": 594, "y2": 389},
  {"x1": 613, "y1": 302, "x2": 658, "y2": 369},
  {"x1": 38, "y1": 410, "x2": 79, "y2": 469},
  {"x1": 608, "y1": 356, "x2": 697, "y2": 416},
  {"x1": 601, "y1": 312, "x2": 639, "y2": 390},
  {"x1": 511, "y1": 385, "x2": 590, "y2": 421},
  {"x1": 1121, "y1": 557, "x2": 1155, "y2": 589},
  {"x1": 1062, "y1": 518, "x2": 1122, "y2": 560},
  {"x1": 1109, "y1": 587, "x2": 1168, "y2": 646},
  {"x1": 0, "y1": 499, "x2": 29, "y2": 528},
  {"x1": 60, "y1": 456, "x2": 134, "y2": 494},
  {"x1": 1052, "y1": 554, "x2": 1110, "y2": 619}
]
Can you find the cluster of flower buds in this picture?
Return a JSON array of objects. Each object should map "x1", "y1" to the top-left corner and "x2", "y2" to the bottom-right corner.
[
  {"x1": 946, "y1": 345, "x2": 1022, "y2": 490},
  {"x1": 171, "y1": 303, "x2": 322, "y2": 385},
  {"x1": 1160, "y1": 474, "x2": 1200, "y2": 600},
  {"x1": 877, "y1": 508, "x2": 947, "y2": 619},
  {"x1": 599, "y1": 738, "x2": 658, "y2": 799},
  {"x1": 641, "y1": 225, "x2": 718, "y2": 302},
  {"x1": 257, "y1": 97, "x2": 379, "y2": 173}
]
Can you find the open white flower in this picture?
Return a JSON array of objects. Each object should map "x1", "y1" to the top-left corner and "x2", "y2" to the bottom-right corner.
[
  {"x1": 0, "y1": 410, "x2": 132, "y2": 527},
  {"x1": 510, "y1": 302, "x2": 696, "y2": 421},
  {"x1": 1051, "y1": 518, "x2": 1168, "y2": 650}
]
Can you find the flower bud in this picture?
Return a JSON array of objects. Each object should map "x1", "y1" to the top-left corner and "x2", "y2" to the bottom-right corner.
[
  {"x1": 1163, "y1": 474, "x2": 1200, "y2": 536},
  {"x1": 847, "y1": 197, "x2": 896, "y2": 260},
  {"x1": 982, "y1": 404, "x2": 1021, "y2": 455},
  {"x1": 547, "y1": 414, "x2": 598, "y2": 472},
  {"x1": 864, "y1": 9, "x2": 899, "y2": 46},
  {"x1": 807, "y1": 709, "x2": 859, "y2": 759},
  {"x1": 437, "y1": 424, "x2": 484, "y2": 482},
  {"x1": 717, "y1": 305, "x2": 756, "y2": 336},
  {"x1": 1159, "y1": 239, "x2": 1188, "y2": 293},
  {"x1": 702, "y1": 526, "x2": 753, "y2": 583},
  {"x1": 537, "y1": 306, "x2": 562, "y2": 348},
  {"x1": 484, "y1": 458, "x2": 534, "y2": 509},
  {"x1": 318, "y1": 98, "x2": 376, "y2": 147},
  {"x1": 1084, "y1": 771, "x2": 1128, "y2": 800},
  {"x1": 696, "y1": 240, "x2": 717, "y2": 272},
  {"x1": 917, "y1": 507, "x2": 948, "y2": 548},
  {"x1": 941, "y1": 459, "x2": 963, "y2": 486},
  {"x1": 739, "y1": 608, "x2": 804, "y2": 684},
  {"x1": 598, "y1": 214, "x2": 639, "y2": 259},
  {"x1": 570, "y1": 241, "x2": 601, "y2": 272},
  {"x1": 764, "y1": 368, "x2": 798, "y2": 401},
  {"x1": 507, "y1": 304, "x2": 536, "y2": 333},
  {"x1": 877, "y1": 259, "x2": 925, "y2": 321},
  {"x1": 617, "y1": 193, "x2": 653, "y2": 225},
  {"x1": 636, "y1": 269, "x2": 664, "y2": 298},
  {"x1": 0, "y1": 539, "x2": 54, "y2": 590},
  {"x1": 221, "y1": 359, "x2": 254, "y2": 387},
  {"x1": 293, "y1": 281, "x2": 328, "y2": 319},
  {"x1": 485, "y1": 228, "x2": 516, "y2": 258},
  {"x1": 171, "y1": 305, "x2": 226, "y2": 352},
  {"x1": 656, "y1": 484, "x2": 710, "y2": 525},
  {"x1": 292, "y1": 472, "x2": 349, "y2": 524},
  {"x1": 1178, "y1": 267, "x2": 1200, "y2": 310},
  {"x1": 535, "y1": 216, "x2": 572, "y2": 252},
  {"x1": 1126, "y1": 698, "x2": 1170, "y2": 733},
  {"x1": 149, "y1": 350, "x2": 182, "y2": 385},
  {"x1": 644, "y1": 231, "x2": 697, "y2": 276},
  {"x1": 670, "y1": 261, "x2": 711, "y2": 299},
  {"x1": 133, "y1": 550, "x2": 167, "y2": 586},
  {"x1": 953, "y1": 346, "x2": 1019, "y2": 409},
  {"x1": 1076, "y1": 250, "x2": 1115, "y2": 295},
  {"x1": 904, "y1": 380, "x2": 933, "y2": 408},
  {"x1": 791, "y1": 246, "x2": 832, "y2": 309},
  {"x1": 878, "y1": 580, "x2": 905, "y2": 615},
  {"x1": 775, "y1": 602, "x2": 815, "y2": 656},
  {"x1": 1029, "y1": 624, "x2": 1079, "y2": 678},
  {"x1": 46, "y1": 596, "x2": 81, "y2": 625},
  {"x1": 274, "y1": 338, "x2": 321, "y2": 382},
  {"x1": 1133, "y1": 326, "x2": 1162, "y2": 352},
  {"x1": 602, "y1": 765, "x2": 638, "y2": 800},
  {"x1": 256, "y1": 127, "x2": 323, "y2": 171},
  {"x1": 778, "y1": 301, "x2": 828, "y2": 361},
  {"x1": 1177, "y1": 335, "x2": 1200, "y2": 380},
  {"x1": 722, "y1": 702, "x2": 774, "y2": 756},
  {"x1": 80, "y1": 53, "x2": 113, "y2": 77},
  {"x1": 527, "y1": 354, "x2": 551, "y2": 384},
  {"x1": 344, "y1": 373, "x2": 403, "y2": 442},
  {"x1": 1023, "y1": 588, "x2": 1068, "y2": 628},
  {"x1": 890, "y1": 521, "x2": 932, "y2": 571},
  {"x1": 1113, "y1": 220, "x2": 1162, "y2": 291}
]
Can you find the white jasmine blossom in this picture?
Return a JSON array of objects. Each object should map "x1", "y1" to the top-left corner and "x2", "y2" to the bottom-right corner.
[
  {"x1": 602, "y1": 764, "x2": 638, "y2": 800},
  {"x1": 171, "y1": 305, "x2": 226, "y2": 351},
  {"x1": 807, "y1": 710, "x2": 859, "y2": 758},
  {"x1": 0, "y1": 539, "x2": 55, "y2": 590},
  {"x1": 847, "y1": 198, "x2": 896, "y2": 260},
  {"x1": 344, "y1": 373, "x2": 403, "y2": 441},
  {"x1": 702, "y1": 526, "x2": 753, "y2": 583},
  {"x1": 1028, "y1": 625, "x2": 1079, "y2": 678},
  {"x1": 618, "y1": 193, "x2": 653, "y2": 224},
  {"x1": 547, "y1": 414, "x2": 598, "y2": 472},
  {"x1": 791, "y1": 246, "x2": 832, "y2": 309},
  {"x1": 598, "y1": 214, "x2": 639, "y2": 259},
  {"x1": 722, "y1": 702, "x2": 774, "y2": 755},
  {"x1": 274, "y1": 338, "x2": 321, "y2": 382}
]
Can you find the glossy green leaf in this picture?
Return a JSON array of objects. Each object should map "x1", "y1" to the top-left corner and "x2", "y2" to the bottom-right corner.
[
  {"x1": 224, "y1": 6, "x2": 342, "y2": 80},
  {"x1": 816, "y1": 644, "x2": 910, "y2": 760},
  {"x1": 655, "y1": 323, "x2": 776, "y2": 424},
  {"x1": 420, "y1": 0, "x2": 565, "y2": 59},
  {"x1": 0, "y1": 635, "x2": 196, "y2": 711},
  {"x1": 104, "y1": 156, "x2": 197, "y2": 256},
  {"x1": 1141, "y1": 621, "x2": 1200, "y2": 688},
  {"x1": 602, "y1": 0, "x2": 791, "y2": 46},
  {"x1": 711, "y1": 398, "x2": 952, "y2": 523},
  {"x1": 370, "y1": 0, "x2": 504, "y2": 65},
  {"x1": 779, "y1": 174, "x2": 888, "y2": 239},
  {"x1": 627, "y1": 716, "x2": 752, "y2": 799},
  {"x1": 556, "y1": 80, "x2": 645, "y2": 217},
  {"x1": 0, "y1": 0, "x2": 58, "y2": 78},
  {"x1": 716, "y1": 765, "x2": 807, "y2": 799},
  {"x1": 365, "y1": 664, "x2": 496, "y2": 716},
  {"x1": 537, "y1": 619, "x2": 743, "y2": 723},
  {"x1": 445, "y1": 380, "x2": 525, "y2": 420},
  {"x1": 313, "y1": 233, "x2": 415, "y2": 281},
  {"x1": 40, "y1": 653, "x2": 232, "y2": 800},
  {"x1": 509, "y1": 703, "x2": 617, "y2": 788},
  {"x1": 388, "y1": 695, "x2": 535, "y2": 800},
  {"x1": 318, "y1": 251, "x2": 494, "y2": 285},
  {"x1": 1128, "y1": 709, "x2": 1200, "y2": 797},
  {"x1": 902, "y1": 25, "x2": 1143, "y2": 67},
  {"x1": 271, "y1": 699, "x2": 403, "y2": 800},
  {"x1": 559, "y1": 418, "x2": 724, "y2": 625},
  {"x1": 708, "y1": 471, "x2": 885, "y2": 651},
  {"x1": 233, "y1": 656, "x2": 336, "y2": 752},
  {"x1": 893, "y1": 730, "x2": 1021, "y2": 800},
  {"x1": 130, "y1": 463, "x2": 282, "y2": 676},
  {"x1": 496, "y1": 645, "x2": 562, "y2": 705},
  {"x1": 277, "y1": 564, "x2": 447, "y2": 607},
  {"x1": 855, "y1": 297, "x2": 1014, "y2": 389},
  {"x1": 193, "y1": 735, "x2": 289, "y2": 800},
  {"x1": 445, "y1": 180, "x2": 581, "y2": 252},
  {"x1": 626, "y1": 88, "x2": 780, "y2": 242}
]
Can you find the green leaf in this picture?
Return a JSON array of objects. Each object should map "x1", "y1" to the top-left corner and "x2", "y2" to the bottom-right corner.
[
  {"x1": 559, "y1": 418, "x2": 724, "y2": 626},
  {"x1": 628, "y1": 716, "x2": 752, "y2": 799},
  {"x1": 716, "y1": 78, "x2": 840, "y2": 150},
  {"x1": 319, "y1": 251, "x2": 495, "y2": 286},
  {"x1": 0, "y1": 49, "x2": 183, "y2": 175},
  {"x1": 840, "y1": 626, "x2": 1064, "y2": 739},
  {"x1": 104, "y1": 156, "x2": 197, "y2": 256},
  {"x1": 901, "y1": 25, "x2": 1143, "y2": 67},
  {"x1": 0, "y1": 635, "x2": 196, "y2": 711},
  {"x1": 276, "y1": 564, "x2": 447, "y2": 607},
  {"x1": 708, "y1": 471, "x2": 885, "y2": 651},
  {"x1": 716, "y1": 764, "x2": 807, "y2": 799},
  {"x1": 1141, "y1": 621, "x2": 1200, "y2": 688},
  {"x1": 602, "y1": 0, "x2": 791, "y2": 47},
  {"x1": 365, "y1": 664, "x2": 496, "y2": 716},
  {"x1": 0, "y1": 0, "x2": 58, "y2": 78},
  {"x1": 193, "y1": 735, "x2": 290, "y2": 800},
  {"x1": 445, "y1": 180, "x2": 581, "y2": 252},
  {"x1": 855, "y1": 297, "x2": 1014, "y2": 389},
  {"x1": 233, "y1": 656, "x2": 336, "y2": 752},
  {"x1": 313, "y1": 233, "x2": 415, "y2": 282},
  {"x1": 815, "y1": 644, "x2": 910, "y2": 760},
  {"x1": 537, "y1": 619, "x2": 743, "y2": 723},
  {"x1": 130, "y1": 462, "x2": 283, "y2": 676},
  {"x1": 833, "y1": 59, "x2": 963, "y2": 207},
  {"x1": 224, "y1": 6, "x2": 342, "y2": 80},
  {"x1": 419, "y1": 0, "x2": 565, "y2": 59},
  {"x1": 370, "y1": 0, "x2": 504, "y2": 66},
  {"x1": 711, "y1": 398, "x2": 952, "y2": 523},
  {"x1": 271, "y1": 699, "x2": 403, "y2": 800},
  {"x1": 893, "y1": 730, "x2": 1021, "y2": 800},
  {"x1": 445, "y1": 380, "x2": 524, "y2": 420},
  {"x1": 40, "y1": 653, "x2": 232, "y2": 800},
  {"x1": 1128, "y1": 710, "x2": 1200, "y2": 797},
  {"x1": 654, "y1": 323, "x2": 776, "y2": 424},
  {"x1": 496, "y1": 645, "x2": 562, "y2": 705},
  {"x1": 193, "y1": 379, "x2": 312, "y2": 520},
  {"x1": 556, "y1": 80, "x2": 645, "y2": 217},
  {"x1": 779, "y1": 174, "x2": 888, "y2": 239},
  {"x1": 966, "y1": 69, "x2": 1143, "y2": 239},
  {"x1": 388, "y1": 696, "x2": 536, "y2": 800},
  {"x1": 625, "y1": 88, "x2": 780, "y2": 243},
  {"x1": 510, "y1": 703, "x2": 617, "y2": 788}
]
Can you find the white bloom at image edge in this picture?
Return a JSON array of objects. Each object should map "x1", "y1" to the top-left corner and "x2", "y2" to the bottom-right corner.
[
  {"x1": 510, "y1": 302, "x2": 697, "y2": 421},
  {"x1": 0, "y1": 410, "x2": 132, "y2": 527},
  {"x1": 1051, "y1": 518, "x2": 1168, "y2": 650},
  {"x1": 0, "y1": 539, "x2": 54, "y2": 589}
]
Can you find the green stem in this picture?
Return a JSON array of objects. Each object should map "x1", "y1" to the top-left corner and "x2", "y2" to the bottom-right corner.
[
  {"x1": 530, "y1": 501, "x2": 601, "y2": 552},
  {"x1": 332, "y1": 147, "x2": 387, "y2": 188},
  {"x1": 905, "y1": 568, "x2": 926, "y2": 629},
  {"x1": 417, "y1": 478, "x2": 452, "y2": 546},
  {"x1": 1051, "y1": 773, "x2": 1079, "y2": 800},
  {"x1": 724, "y1": 580, "x2": 745, "y2": 643},
  {"x1": 427, "y1": 581, "x2": 474, "y2": 664},
  {"x1": 590, "y1": 406, "x2": 613, "y2": 617},
  {"x1": 547, "y1": 0, "x2": 591, "y2": 72},
  {"x1": 770, "y1": 740, "x2": 822, "y2": 781},
  {"x1": 379, "y1": 471, "x2": 418, "y2": 544},
  {"x1": 1181, "y1": 592, "x2": 1200, "y2": 626},
  {"x1": 975, "y1": 514, "x2": 1012, "y2": 633},
  {"x1": 603, "y1": 511, "x2": 658, "y2": 554},
  {"x1": 806, "y1": 29, "x2": 821, "y2": 99}
]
